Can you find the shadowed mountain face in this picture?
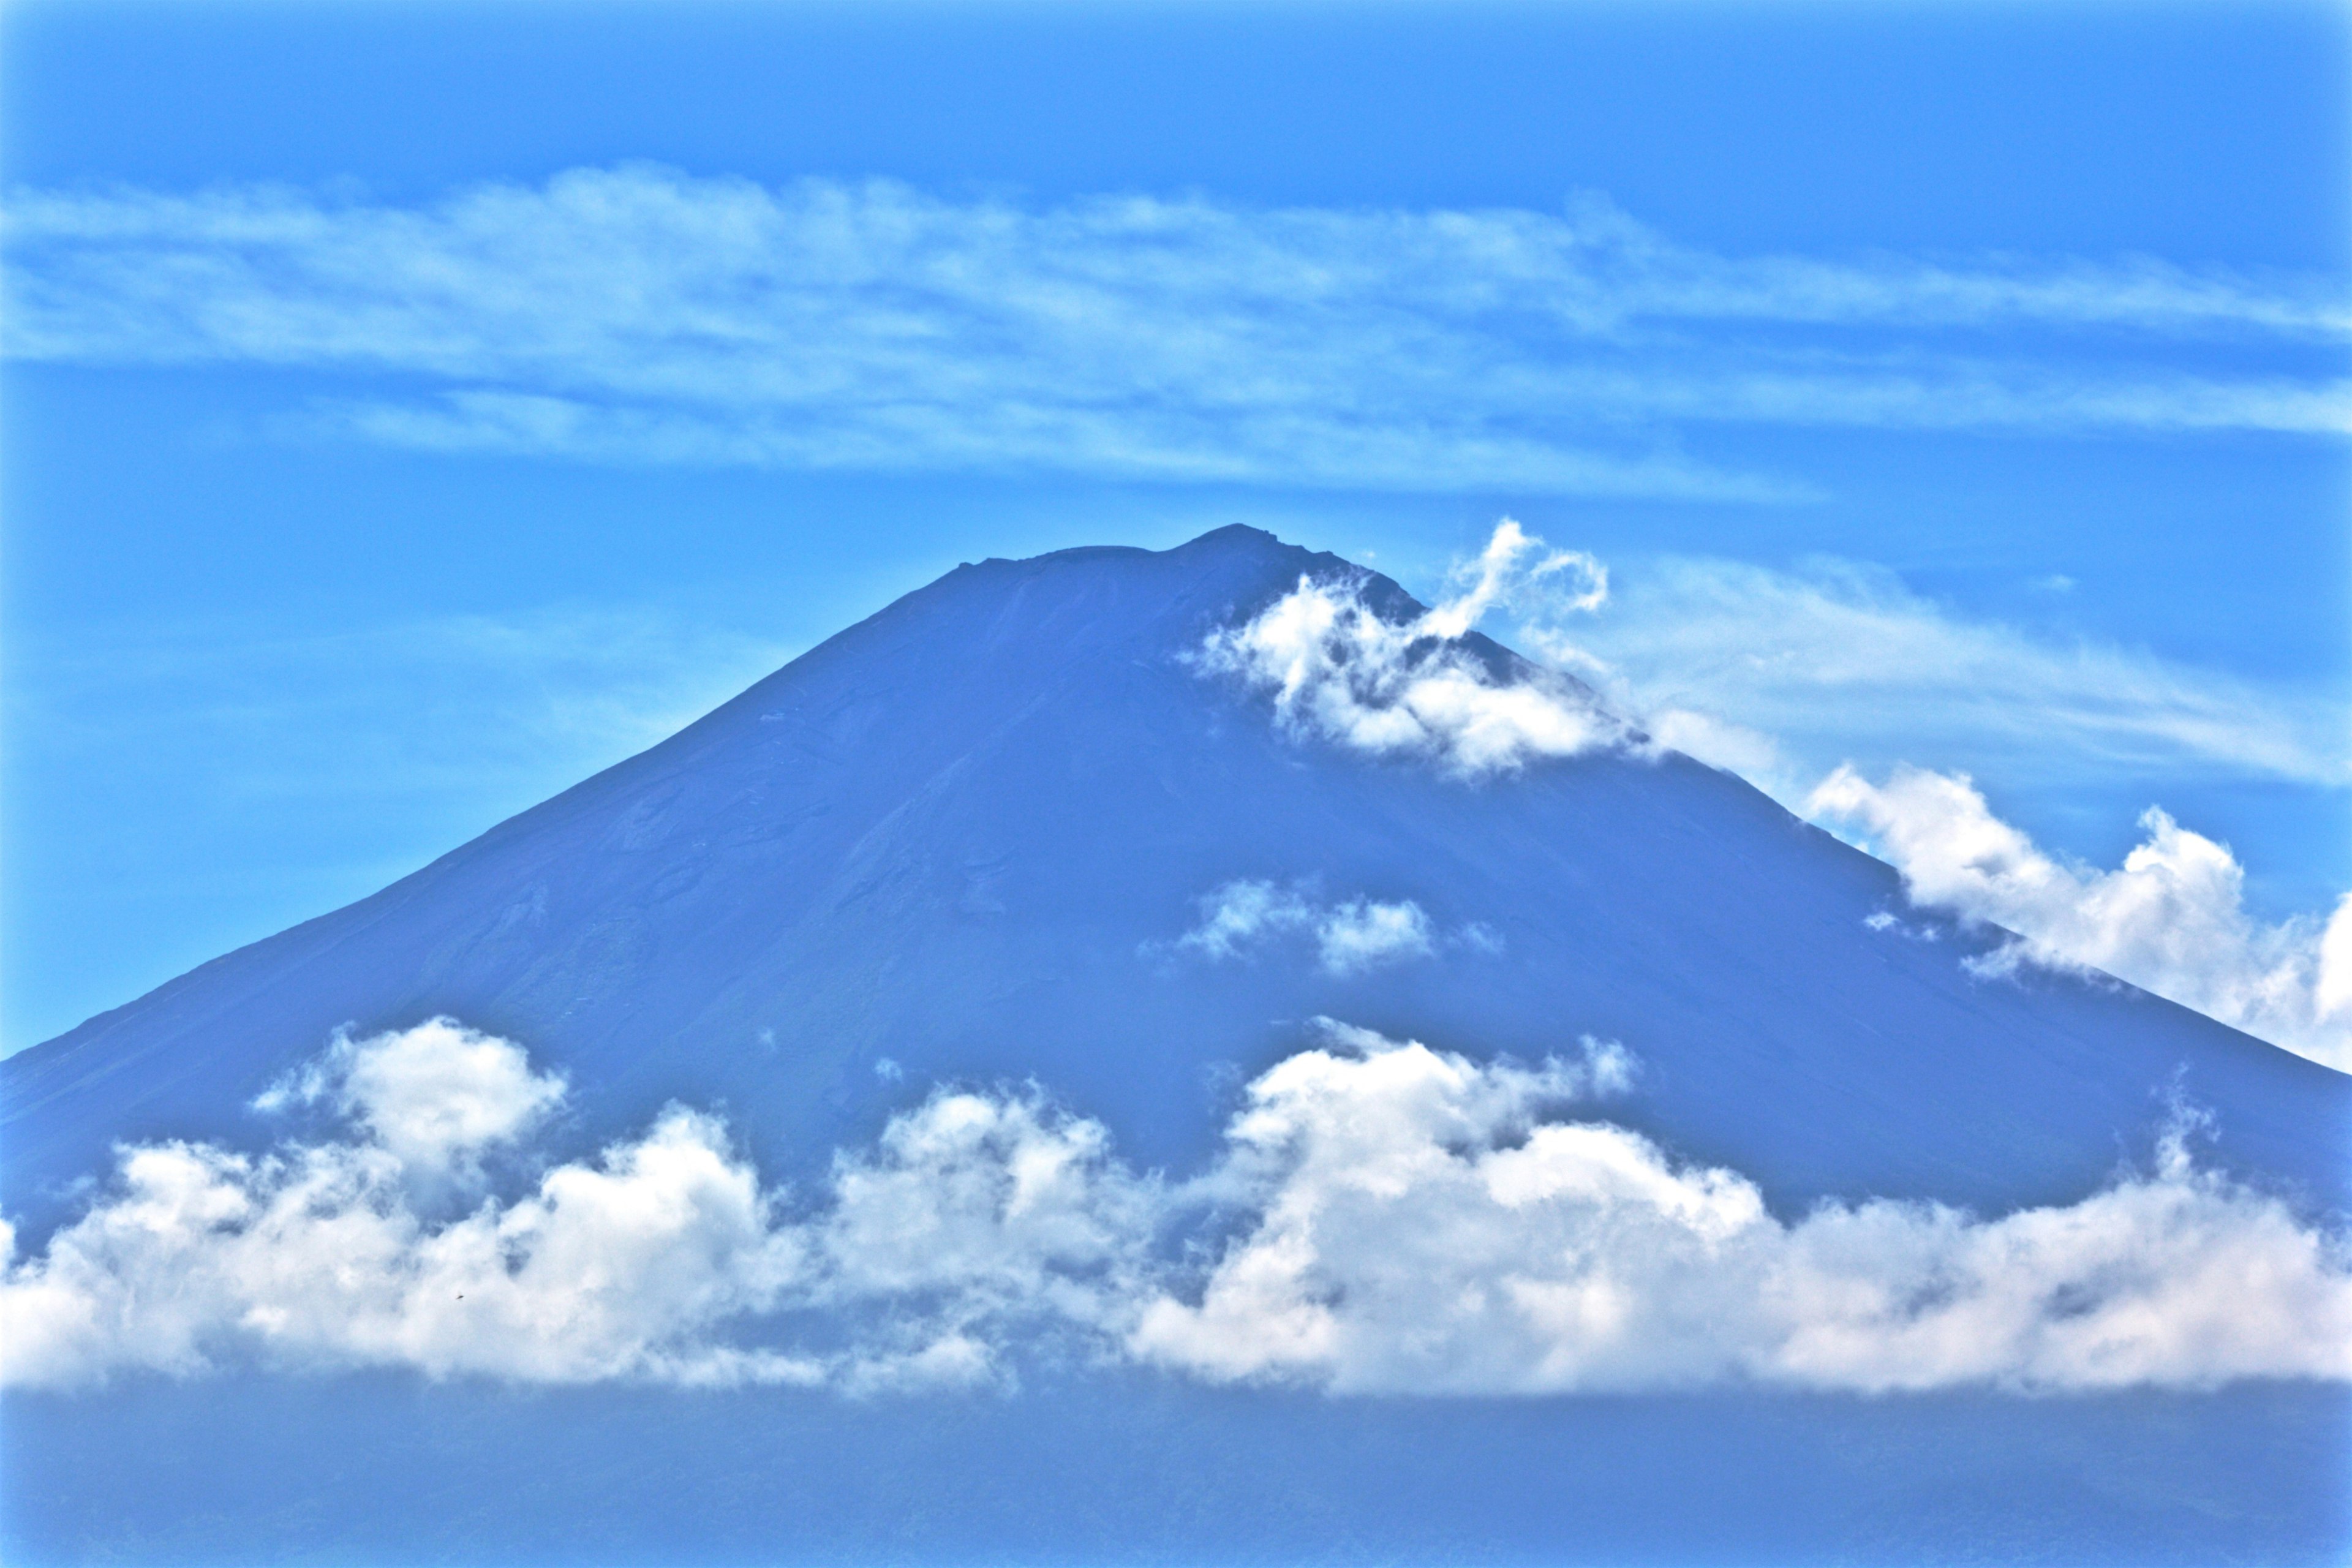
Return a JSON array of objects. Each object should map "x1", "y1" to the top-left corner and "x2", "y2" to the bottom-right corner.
[{"x1": 5, "y1": 526, "x2": 2345, "y2": 1229}]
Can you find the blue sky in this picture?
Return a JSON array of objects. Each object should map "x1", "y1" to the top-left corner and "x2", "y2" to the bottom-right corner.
[{"x1": 4, "y1": 0, "x2": 2347, "y2": 1053}]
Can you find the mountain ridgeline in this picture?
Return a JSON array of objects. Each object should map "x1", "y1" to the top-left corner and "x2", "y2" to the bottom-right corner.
[{"x1": 6, "y1": 526, "x2": 2345, "y2": 1229}]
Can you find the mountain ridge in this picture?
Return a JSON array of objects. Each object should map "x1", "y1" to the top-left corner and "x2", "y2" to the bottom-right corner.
[{"x1": 6, "y1": 524, "x2": 2343, "y2": 1237}]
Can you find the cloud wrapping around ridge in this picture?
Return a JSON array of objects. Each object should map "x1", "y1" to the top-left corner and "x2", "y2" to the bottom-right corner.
[
  {"x1": 1174, "y1": 880, "x2": 1440, "y2": 975},
  {"x1": 7, "y1": 1020, "x2": 2348, "y2": 1394},
  {"x1": 1811, "y1": 766, "x2": 2352, "y2": 1071},
  {"x1": 7, "y1": 167, "x2": 2346, "y2": 496},
  {"x1": 1197, "y1": 520, "x2": 1627, "y2": 774}
]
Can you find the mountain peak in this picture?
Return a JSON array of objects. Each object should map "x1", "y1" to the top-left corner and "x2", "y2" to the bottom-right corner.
[{"x1": 6, "y1": 528, "x2": 2343, "y2": 1242}]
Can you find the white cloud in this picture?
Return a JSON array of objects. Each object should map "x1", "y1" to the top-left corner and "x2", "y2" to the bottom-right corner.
[
  {"x1": 0, "y1": 1026, "x2": 1147, "y2": 1393},
  {"x1": 1174, "y1": 880, "x2": 1439, "y2": 976},
  {"x1": 1196, "y1": 520, "x2": 1627, "y2": 774},
  {"x1": 1129, "y1": 1031, "x2": 2351, "y2": 1394},
  {"x1": 813, "y1": 1089, "x2": 1158, "y2": 1383},
  {"x1": 1315, "y1": 900, "x2": 1439, "y2": 976},
  {"x1": 321, "y1": 386, "x2": 1803, "y2": 503},
  {"x1": 1, "y1": 1100, "x2": 815, "y2": 1390},
  {"x1": 254, "y1": 1017, "x2": 565, "y2": 1183},
  {"x1": 1809, "y1": 765, "x2": 2352, "y2": 1071},
  {"x1": 1534, "y1": 554, "x2": 2349, "y2": 794},
  {"x1": 1470, "y1": 547, "x2": 2351, "y2": 1063},
  {"x1": 3, "y1": 1024, "x2": 814, "y2": 1388},
  {"x1": 6, "y1": 1022, "x2": 2346, "y2": 1395},
  {"x1": 7, "y1": 167, "x2": 2343, "y2": 494}
]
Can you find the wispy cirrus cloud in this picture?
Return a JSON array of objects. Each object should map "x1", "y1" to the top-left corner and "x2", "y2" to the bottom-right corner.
[
  {"x1": 7, "y1": 1022, "x2": 2346, "y2": 1393},
  {"x1": 1537, "y1": 552, "x2": 2351, "y2": 793},
  {"x1": 7, "y1": 165, "x2": 2345, "y2": 496}
]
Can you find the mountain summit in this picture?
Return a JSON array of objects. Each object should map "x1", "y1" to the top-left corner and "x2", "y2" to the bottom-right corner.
[{"x1": 6, "y1": 526, "x2": 2343, "y2": 1227}]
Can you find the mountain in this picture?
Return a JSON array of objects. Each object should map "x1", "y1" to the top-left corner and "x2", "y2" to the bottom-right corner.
[
  {"x1": 7, "y1": 524, "x2": 2349, "y2": 1568},
  {"x1": 6, "y1": 524, "x2": 2345, "y2": 1230}
]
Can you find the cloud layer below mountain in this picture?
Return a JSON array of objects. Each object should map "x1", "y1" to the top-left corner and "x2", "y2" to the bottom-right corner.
[
  {"x1": 8, "y1": 166, "x2": 2345, "y2": 496},
  {"x1": 7, "y1": 1021, "x2": 2345, "y2": 1394}
]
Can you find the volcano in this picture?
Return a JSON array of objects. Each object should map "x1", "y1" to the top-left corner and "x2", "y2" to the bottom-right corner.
[
  {"x1": 9, "y1": 526, "x2": 2342, "y2": 1213},
  {"x1": 6, "y1": 525, "x2": 2347, "y2": 1568},
  {"x1": 9, "y1": 525, "x2": 2340, "y2": 1216}
]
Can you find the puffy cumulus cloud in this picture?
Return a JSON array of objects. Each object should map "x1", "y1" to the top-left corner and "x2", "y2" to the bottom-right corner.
[
  {"x1": 6, "y1": 1022, "x2": 2347, "y2": 1396},
  {"x1": 0, "y1": 1026, "x2": 1142, "y2": 1392},
  {"x1": 1172, "y1": 880, "x2": 1441, "y2": 976},
  {"x1": 1, "y1": 1102, "x2": 812, "y2": 1391},
  {"x1": 1317, "y1": 901, "x2": 1441, "y2": 976},
  {"x1": 1131, "y1": 1032, "x2": 2352, "y2": 1394},
  {"x1": 1198, "y1": 520, "x2": 1627, "y2": 774},
  {"x1": 4, "y1": 1024, "x2": 810, "y2": 1390},
  {"x1": 1809, "y1": 766, "x2": 2352, "y2": 1071},
  {"x1": 254, "y1": 1017, "x2": 566, "y2": 1182},
  {"x1": 811, "y1": 1088, "x2": 1159, "y2": 1387}
]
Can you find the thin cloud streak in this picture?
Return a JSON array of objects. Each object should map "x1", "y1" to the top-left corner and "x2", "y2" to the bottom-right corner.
[
  {"x1": 8, "y1": 167, "x2": 2346, "y2": 493},
  {"x1": 1545, "y1": 554, "x2": 2350, "y2": 792},
  {"x1": 317, "y1": 390, "x2": 1804, "y2": 502},
  {"x1": 1205, "y1": 519, "x2": 2346, "y2": 795}
]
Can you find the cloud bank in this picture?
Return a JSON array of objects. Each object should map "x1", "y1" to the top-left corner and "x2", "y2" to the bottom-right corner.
[
  {"x1": 1133, "y1": 1025, "x2": 2346, "y2": 1394},
  {"x1": 8, "y1": 167, "x2": 2345, "y2": 495},
  {"x1": 1, "y1": 1022, "x2": 1150, "y2": 1392},
  {"x1": 1812, "y1": 766, "x2": 2352, "y2": 1071},
  {"x1": 7, "y1": 1020, "x2": 2346, "y2": 1394},
  {"x1": 1197, "y1": 520, "x2": 1626, "y2": 774}
]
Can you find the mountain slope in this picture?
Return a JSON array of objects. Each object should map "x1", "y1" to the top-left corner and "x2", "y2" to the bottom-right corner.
[{"x1": 6, "y1": 525, "x2": 2344, "y2": 1228}]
